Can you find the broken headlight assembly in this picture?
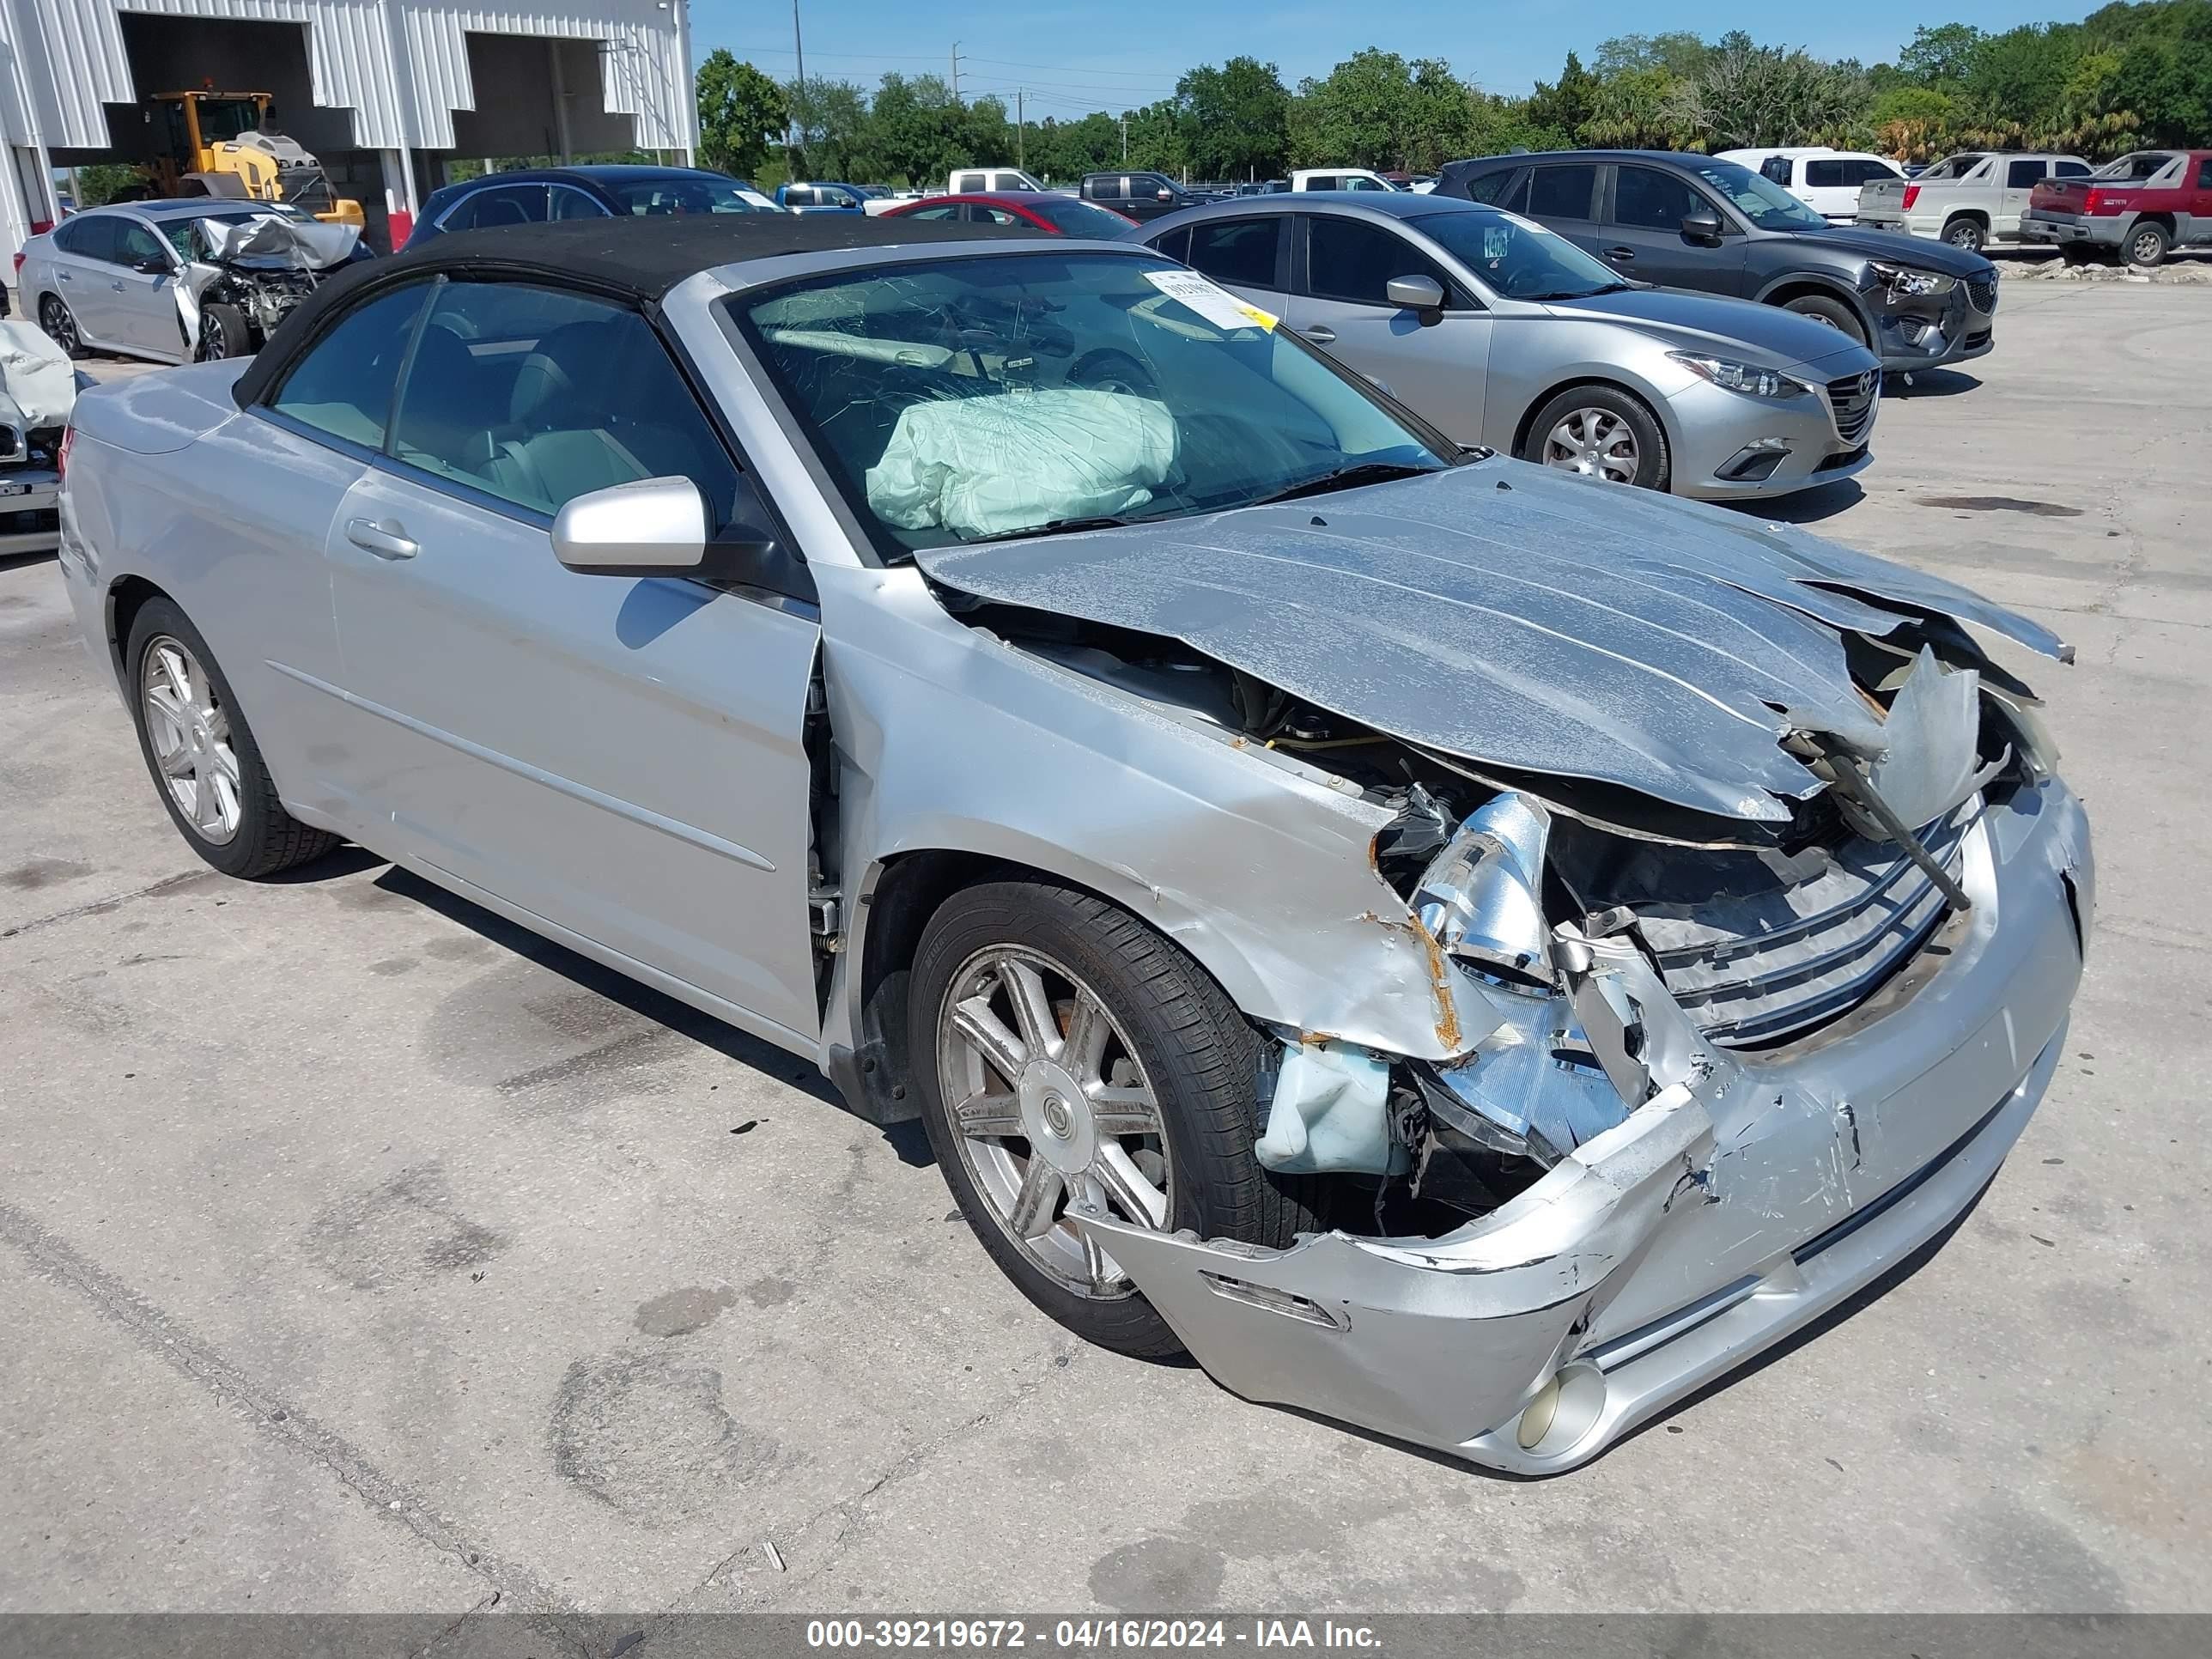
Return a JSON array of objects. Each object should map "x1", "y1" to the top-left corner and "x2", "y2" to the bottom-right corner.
[
  {"x1": 1665, "y1": 353, "x2": 1814, "y2": 401},
  {"x1": 1869, "y1": 261, "x2": 1956, "y2": 299}
]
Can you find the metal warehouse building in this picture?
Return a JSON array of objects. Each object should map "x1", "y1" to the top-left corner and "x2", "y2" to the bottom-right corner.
[{"x1": 0, "y1": 0, "x2": 696, "y2": 261}]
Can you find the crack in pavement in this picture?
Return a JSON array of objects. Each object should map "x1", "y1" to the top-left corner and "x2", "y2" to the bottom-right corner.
[
  {"x1": 0, "y1": 868, "x2": 216, "y2": 941},
  {"x1": 0, "y1": 1195, "x2": 591, "y2": 1649}
]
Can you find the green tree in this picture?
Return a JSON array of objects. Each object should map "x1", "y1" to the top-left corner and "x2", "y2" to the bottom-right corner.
[
  {"x1": 868, "y1": 74, "x2": 973, "y2": 185},
  {"x1": 1177, "y1": 58, "x2": 1290, "y2": 181},
  {"x1": 784, "y1": 76, "x2": 871, "y2": 180},
  {"x1": 1582, "y1": 65, "x2": 1699, "y2": 149},
  {"x1": 1121, "y1": 99, "x2": 1188, "y2": 174},
  {"x1": 71, "y1": 161, "x2": 146, "y2": 208},
  {"x1": 1595, "y1": 33, "x2": 1712, "y2": 80},
  {"x1": 1675, "y1": 37, "x2": 1871, "y2": 149},
  {"x1": 696, "y1": 51, "x2": 784, "y2": 180},
  {"x1": 1900, "y1": 22, "x2": 1990, "y2": 88},
  {"x1": 1526, "y1": 50, "x2": 1600, "y2": 139}
]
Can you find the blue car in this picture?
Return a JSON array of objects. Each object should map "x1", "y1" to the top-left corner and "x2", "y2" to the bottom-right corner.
[{"x1": 775, "y1": 182, "x2": 866, "y2": 213}]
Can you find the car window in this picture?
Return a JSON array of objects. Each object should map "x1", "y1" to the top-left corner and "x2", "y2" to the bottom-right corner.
[
  {"x1": 1687, "y1": 160, "x2": 1825, "y2": 229},
  {"x1": 1343, "y1": 176, "x2": 1384, "y2": 191},
  {"x1": 267, "y1": 283, "x2": 434, "y2": 449},
  {"x1": 54, "y1": 216, "x2": 106, "y2": 259},
  {"x1": 2051, "y1": 161, "x2": 2090, "y2": 179},
  {"x1": 1526, "y1": 164, "x2": 1598, "y2": 220},
  {"x1": 1306, "y1": 216, "x2": 1449, "y2": 307},
  {"x1": 1187, "y1": 218, "x2": 1282, "y2": 289},
  {"x1": 1612, "y1": 166, "x2": 1705, "y2": 231},
  {"x1": 2007, "y1": 160, "x2": 2049, "y2": 188},
  {"x1": 2200, "y1": 160, "x2": 2212, "y2": 189},
  {"x1": 1920, "y1": 154, "x2": 1989, "y2": 181},
  {"x1": 1759, "y1": 156, "x2": 1794, "y2": 186},
  {"x1": 112, "y1": 220, "x2": 169, "y2": 268},
  {"x1": 1460, "y1": 167, "x2": 1527, "y2": 210},
  {"x1": 158, "y1": 210, "x2": 265, "y2": 258},
  {"x1": 1852, "y1": 159, "x2": 1901, "y2": 185},
  {"x1": 1412, "y1": 210, "x2": 1624, "y2": 301},
  {"x1": 1031, "y1": 198, "x2": 1139, "y2": 237},
  {"x1": 447, "y1": 183, "x2": 548, "y2": 230},
  {"x1": 549, "y1": 185, "x2": 610, "y2": 222},
  {"x1": 732, "y1": 250, "x2": 1444, "y2": 553},
  {"x1": 903, "y1": 203, "x2": 958, "y2": 220},
  {"x1": 386, "y1": 281, "x2": 742, "y2": 524}
]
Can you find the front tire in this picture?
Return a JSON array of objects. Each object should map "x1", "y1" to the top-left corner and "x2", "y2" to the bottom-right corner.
[
  {"x1": 1781, "y1": 291, "x2": 1869, "y2": 344},
  {"x1": 910, "y1": 879, "x2": 1323, "y2": 1358},
  {"x1": 124, "y1": 599, "x2": 339, "y2": 878},
  {"x1": 1942, "y1": 216, "x2": 1987, "y2": 252},
  {"x1": 1520, "y1": 385, "x2": 1669, "y2": 491},
  {"x1": 2126, "y1": 222, "x2": 2170, "y2": 269},
  {"x1": 195, "y1": 301, "x2": 252, "y2": 362}
]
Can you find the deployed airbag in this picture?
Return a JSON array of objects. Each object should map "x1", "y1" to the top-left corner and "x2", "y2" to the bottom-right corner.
[
  {"x1": 866, "y1": 388, "x2": 1176, "y2": 539},
  {"x1": 0, "y1": 321, "x2": 76, "y2": 428}
]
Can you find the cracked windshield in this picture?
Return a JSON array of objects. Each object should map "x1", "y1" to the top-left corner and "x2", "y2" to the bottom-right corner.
[{"x1": 732, "y1": 252, "x2": 1447, "y2": 550}]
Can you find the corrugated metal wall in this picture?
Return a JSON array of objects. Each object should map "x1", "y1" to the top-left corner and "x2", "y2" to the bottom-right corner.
[{"x1": 0, "y1": 0, "x2": 692, "y2": 152}]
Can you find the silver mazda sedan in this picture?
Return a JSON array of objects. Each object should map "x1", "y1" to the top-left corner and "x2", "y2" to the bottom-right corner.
[
  {"x1": 58, "y1": 218, "x2": 2090, "y2": 1473},
  {"x1": 1140, "y1": 194, "x2": 1881, "y2": 500}
]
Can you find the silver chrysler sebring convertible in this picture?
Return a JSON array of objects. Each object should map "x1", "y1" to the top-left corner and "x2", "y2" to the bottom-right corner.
[
  {"x1": 1139, "y1": 193, "x2": 1881, "y2": 500},
  {"x1": 58, "y1": 218, "x2": 2091, "y2": 1473}
]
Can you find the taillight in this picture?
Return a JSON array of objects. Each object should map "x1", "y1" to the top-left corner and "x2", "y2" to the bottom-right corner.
[
  {"x1": 56, "y1": 423, "x2": 72, "y2": 482},
  {"x1": 1901, "y1": 185, "x2": 1920, "y2": 210},
  {"x1": 9, "y1": 251, "x2": 21, "y2": 276},
  {"x1": 2086, "y1": 190, "x2": 2110, "y2": 213}
]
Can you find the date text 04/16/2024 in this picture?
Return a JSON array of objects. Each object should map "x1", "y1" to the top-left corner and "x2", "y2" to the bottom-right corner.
[{"x1": 805, "y1": 1621, "x2": 1383, "y2": 1650}]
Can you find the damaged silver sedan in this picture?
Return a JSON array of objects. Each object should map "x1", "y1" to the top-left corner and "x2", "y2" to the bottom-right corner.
[{"x1": 58, "y1": 218, "x2": 2091, "y2": 1473}]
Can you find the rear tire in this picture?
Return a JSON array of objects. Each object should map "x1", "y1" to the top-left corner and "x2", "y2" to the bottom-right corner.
[
  {"x1": 1942, "y1": 216, "x2": 1987, "y2": 252},
  {"x1": 909, "y1": 879, "x2": 1325, "y2": 1359},
  {"x1": 195, "y1": 302, "x2": 252, "y2": 362},
  {"x1": 1520, "y1": 384, "x2": 1669, "y2": 491},
  {"x1": 123, "y1": 598, "x2": 339, "y2": 879},
  {"x1": 1781, "y1": 292, "x2": 1869, "y2": 344},
  {"x1": 39, "y1": 294, "x2": 84, "y2": 360},
  {"x1": 2126, "y1": 222, "x2": 2170, "y2": 269}
]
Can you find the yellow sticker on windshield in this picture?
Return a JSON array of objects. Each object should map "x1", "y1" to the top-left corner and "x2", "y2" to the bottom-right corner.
[{"x1": 1142, "y1": 269, "x2": 1277, "y2": 331}]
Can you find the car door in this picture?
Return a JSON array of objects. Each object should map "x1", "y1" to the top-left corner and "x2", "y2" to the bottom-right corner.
[
  {"x1": 1180, "y1": 214, "x2": 1291, "y2": 319},
  {"x1": 321, "y1": 276, "x2": 824, "y2": 1043},
  {"x1": 2191, "y1": 157, "x2": 2212, "y2": 245},
  {"x1": 1286, "y1": 212, "x2": 1492, "y2": 441},
  {"x1": 1522, "y1": 161, "x2": 1605, "y2": 260},
  {"x1": 50, "y1": 215, "x2": 123, "y2": 346},
  {"x1": 106, "y1": 216, "x2": 187, "y2": 359},
  {"x1": 1602, "y1": 163, "x2": 1745, "y2": 293}
]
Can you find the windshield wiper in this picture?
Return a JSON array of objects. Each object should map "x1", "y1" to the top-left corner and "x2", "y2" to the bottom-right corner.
[
  {"x1": 959, "y1": 513, "x2": 1149, "y2": 545},
  {"x1": 1245, "y1": 461, "x2": 1436, "y2": 508}
]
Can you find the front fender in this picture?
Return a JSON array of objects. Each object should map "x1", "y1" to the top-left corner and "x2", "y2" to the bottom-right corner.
[{"x1": 813, "y1": 562, "x2": 1495, "y2": 1070}]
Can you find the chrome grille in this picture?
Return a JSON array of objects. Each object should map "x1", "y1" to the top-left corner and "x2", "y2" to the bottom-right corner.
[
  {"x1": 1826, "y1": 371, "x2": 1880, "y2": 446},
  {"x1": 1966, "y1": 273, "x2": 1998, "y2": 313},
  {"x1": 1635, "y1": 799, "x2": 1978, "y2": 1048}
]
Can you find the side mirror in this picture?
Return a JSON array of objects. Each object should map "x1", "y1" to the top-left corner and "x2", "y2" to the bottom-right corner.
[
  {"x1": 553, "y1": 476, "x2": 725, "y2": 577},
  {"x1": 1387, "y1": 273, "x2": 1446, "y2": 321},
  {"x1": 134, "y1": 255, "x2": 170, "y2": 275},
  {"x1": 1156, "y1": 187, "x2": 1175, "y2": 203},
  {"x1": 1680, "y1": 208, "x2": 1723, "y2": 243}
]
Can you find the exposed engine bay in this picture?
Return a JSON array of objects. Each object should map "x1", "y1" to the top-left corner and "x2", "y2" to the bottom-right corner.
[
  {"x1": 943, "y1": 574, "x2": 2055, "y2": 1236},
  {"x1": 173, "y1": 214, "x2": 364, "y2": 359}
]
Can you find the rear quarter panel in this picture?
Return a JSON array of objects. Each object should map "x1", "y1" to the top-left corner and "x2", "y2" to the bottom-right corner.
[{"x1": 66, "y1": 368, "x2": 362, "y2": 804}]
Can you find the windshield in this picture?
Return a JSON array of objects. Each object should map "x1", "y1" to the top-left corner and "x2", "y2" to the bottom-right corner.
[
  {"x1": 611, "y1": 176, "x2": 778, "y2": 216},
  {"x1": 1030, "y1": 198, "x2": 1138, "y2": 237},
  {"x1": 1687, "y1": 160, "x2": 1826, "y2": 230},
  {"x1": 2095, "y1": 151, "x2": 2175, "y2": 179},
  {"x1": 161, "y1": 208, "x2": 295, "y2": 259},
  {"x1": 197, "y1": 99, "x2": 264, "y2": 143},
  {"x1": 1919, "y1": 154, "x2": 1989, "y2": 181},
  {"x1": 732, "y1": 252, "x2": 1448, "y2": 553},
  {"x1": 1410, "y1": 209, "x2": 1626, "y2": 301}
]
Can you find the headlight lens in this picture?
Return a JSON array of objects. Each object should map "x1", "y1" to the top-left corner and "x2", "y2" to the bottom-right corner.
[
  {"x1": 1413, "y1": 792, "x2": 1555, "y2": 990},
  {"x1": 1870, "y1": 260, "x2": 1956, "y2": 297},
  {"x1": 1666, "y1": 352, "x2": 1812, "y2": 400}
]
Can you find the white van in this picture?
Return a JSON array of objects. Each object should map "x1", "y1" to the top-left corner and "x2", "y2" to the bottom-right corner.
[
  {"x1": 1714, "y1": 148, "x2": 1906, "y2": 223},
  {"x1": 947, "y1": 167, "x2": 1046, "y2": 195}
]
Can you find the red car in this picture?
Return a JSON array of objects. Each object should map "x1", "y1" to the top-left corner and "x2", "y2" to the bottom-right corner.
[
  {"x1": 2021, "y1": 149, "x2": 2212, "y2": 267},
  {"x1": 882, "y1": 191, "x2": 1139, "y2": 238}
]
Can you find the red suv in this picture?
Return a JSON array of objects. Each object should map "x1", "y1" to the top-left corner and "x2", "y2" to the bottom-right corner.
[{"x1": 2021, "y1": 149, "x2": 2212, "y2": 267}]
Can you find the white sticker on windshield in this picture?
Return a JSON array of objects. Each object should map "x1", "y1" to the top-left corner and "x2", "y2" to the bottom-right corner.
[
  {"x1": 1497, "y1": 210, "x2": 1549, "y2": 235},
  {"x1": 1142, "y1": 269, "x2": 1277, "y2": 331}
]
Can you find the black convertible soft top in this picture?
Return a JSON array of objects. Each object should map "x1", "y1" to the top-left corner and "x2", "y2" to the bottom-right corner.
[{"x1": 232, "y1": 214, "x2": 1046, "y2": 407}]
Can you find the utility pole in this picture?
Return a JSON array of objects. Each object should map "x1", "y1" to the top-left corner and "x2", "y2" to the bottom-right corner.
[
  {"x1": 1016, "y1": 89, "x2": 1024, "y2": 167},
  {"x1": 951, "y1": 43, "x2": 961, "y2": 102},
  {"x1": 789, "y1": 0, "x2": 805, "y2": 167},
  {"x1": 1121, "y1": 113, "x2": 1128, "y2": 163}
]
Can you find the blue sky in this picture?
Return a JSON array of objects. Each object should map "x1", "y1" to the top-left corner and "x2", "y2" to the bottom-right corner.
[{"x1": 689, "y1": 1, "x2": 2098, "y2": 110}]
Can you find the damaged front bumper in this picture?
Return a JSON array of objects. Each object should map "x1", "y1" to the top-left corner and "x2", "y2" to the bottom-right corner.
[{"x1": 1074, "y1": 777, "x2": 2090, "y2": 1474}]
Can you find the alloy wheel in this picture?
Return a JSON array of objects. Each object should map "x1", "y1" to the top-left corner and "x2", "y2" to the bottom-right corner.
[
  {"x1": 198, "y1": 314, "x2": 227, "y2": 361},
  {"x1": 1543, "y1": 407, "x2": 1640, "y2": 484},
  {"x1": 2130, "y1": 229, "x2": 2165, "y2": 265},
  {"x1": 935, "y1": 944, "x2": 1172, "y2": 1298},
  {"x1": 40, "y1": 296, "x2": 77, "y2": 355},
  {"x1": 139, "y1": 635, "x2": 243, "y2": 844}
]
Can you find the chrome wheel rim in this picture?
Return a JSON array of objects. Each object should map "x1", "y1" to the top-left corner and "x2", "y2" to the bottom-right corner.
[
  {"x1": 41, "y1": 297, "x2": 76, "y2": 354},
  {"x1": 936, "y1": 945, "x2": 1171, "y2": 1298},
  {"x1": 140, "y1": 635, "x2": 242, "y2": 844},
  {"x1": 2130, "y1": 230, "x2": 2162, "y2": 264},
  {"x1": 1947, "y1": 223, "x2": 1981, "y2": 249},
  {"x1": 1543, "y1": 407, "x2": 1640, "y2": 483}
]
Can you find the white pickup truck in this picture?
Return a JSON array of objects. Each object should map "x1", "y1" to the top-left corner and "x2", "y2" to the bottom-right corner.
[{"x1": 1857, "y1": 151, "x2": 2094, "y2": 251}]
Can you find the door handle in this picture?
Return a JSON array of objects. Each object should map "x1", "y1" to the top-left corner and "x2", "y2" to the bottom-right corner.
[
  {"x1": 1605, "y1": 246, "x2": 1636, "y2": 261},
  {"x1": 1303, "y1": 325, "x2": 1337, "y2": 344},
  {"x1": 345, "y1": 518, "x2": 419, "y2": 560},
  {"x1": 112, "y1": 281, "x2": 126, "y2": 291},
  {"x1": 57, "y1": 270, "x2": 70, "y2": 282}
]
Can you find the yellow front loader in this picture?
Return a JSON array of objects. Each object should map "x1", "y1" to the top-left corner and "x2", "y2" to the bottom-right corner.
[{"x1": 143, "y1": 90, "x2": 366, "y2": 230}]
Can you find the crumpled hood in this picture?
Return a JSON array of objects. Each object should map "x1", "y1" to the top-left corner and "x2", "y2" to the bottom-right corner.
[
  {"x1": 1543, "y1": 288, "x2": 1878, "y2": 378},
  {"x1": 1790, "y1": 223, "x2": 1996, "y2": 279},
  {"x1": 914, "y1": 458, "x2": 2066, "y2": 826}
]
